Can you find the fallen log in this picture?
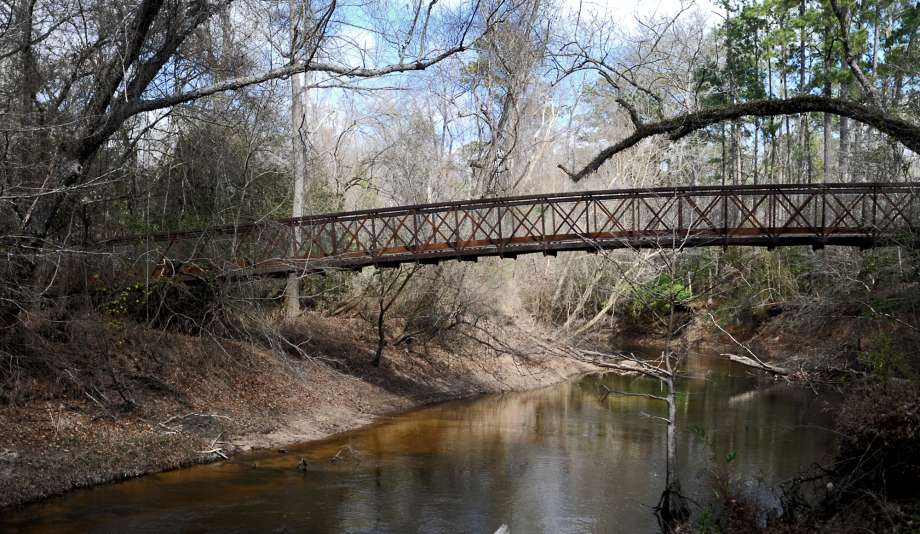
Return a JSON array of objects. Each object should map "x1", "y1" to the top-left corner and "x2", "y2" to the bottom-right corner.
[{"x1": 723, "y1": 352, "x2": 789, "y2": 376}]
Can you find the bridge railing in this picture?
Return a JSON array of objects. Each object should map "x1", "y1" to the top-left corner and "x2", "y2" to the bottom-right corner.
[{"x1": 103, "y1": 182, "x2": 918, "y2": 277}]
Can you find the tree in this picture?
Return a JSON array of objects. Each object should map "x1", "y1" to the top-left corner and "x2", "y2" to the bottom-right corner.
[
  {"x1": 463, "y1": 0, "x2": 549, "y2": 196},
  {"x1": 0, "y1": 0, "x2": 503, "y2": 238},
  {"x1": 368, "y1": 265, "x2": 419, "y2": 367},
  {"x1": 572, "y1": 238, "x2": 700, "y2": 530},
  {"x1": 556, "y1": 0, "x2": 920, "y2": 184},
  {"x1": 285, "y1": 0, "x2": 319, "y2": 320},
  {"x1": 0, "y1": 0, "x2": 510, "y2": 316}
]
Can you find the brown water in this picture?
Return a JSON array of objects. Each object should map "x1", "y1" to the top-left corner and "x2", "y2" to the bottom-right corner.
[{"x1": 2, "y1": 354, "x2": 839, "y2": 533}]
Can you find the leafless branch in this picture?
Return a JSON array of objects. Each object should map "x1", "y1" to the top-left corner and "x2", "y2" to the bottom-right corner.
[{"x1": 560, "y1": 96, "x2": 920, "y2": 182}]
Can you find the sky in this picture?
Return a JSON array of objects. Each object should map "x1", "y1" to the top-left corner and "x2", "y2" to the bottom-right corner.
[
  {"x1": 304, "y1": 0, "x2": 725, "y2": 115},
  {"x1": 587, "y1": 0, "x2": 719, "y2": 16},
  {"x1": 562, "y1": 0, "x2": 720, "y2": 29},
  {"x1": 333, "y1": 0, "x2": 721, "y2": 69}
]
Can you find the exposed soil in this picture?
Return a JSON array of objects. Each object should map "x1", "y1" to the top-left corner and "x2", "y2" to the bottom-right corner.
[{"x1": 0, "y1": 312, "x2": 592, "y2": 510}]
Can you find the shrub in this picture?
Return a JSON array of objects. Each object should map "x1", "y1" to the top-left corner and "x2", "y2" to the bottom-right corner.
[{"x1": 626, "y1": 274, "x2": 693, "y2": 319}]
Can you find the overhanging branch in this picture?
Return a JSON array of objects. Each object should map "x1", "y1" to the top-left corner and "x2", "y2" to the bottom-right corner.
[
  {"x1": 130, "y1": 45, "x2": 472, "y2": 114},
  {"x1": 129, "y1": 0, "x2": 497, "y2": 115},
  {"x1": 560, "y1": 96, "x2": 920, "y2": 182}
]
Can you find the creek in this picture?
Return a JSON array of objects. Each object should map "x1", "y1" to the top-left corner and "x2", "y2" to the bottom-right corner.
[{"x1": 2, "y1": 351, "x2": 839, "y2": 533}]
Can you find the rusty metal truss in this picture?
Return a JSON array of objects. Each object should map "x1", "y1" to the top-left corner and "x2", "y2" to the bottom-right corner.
[{"x1": 105, "y1": 182, "x2": 919, "y2": 278}]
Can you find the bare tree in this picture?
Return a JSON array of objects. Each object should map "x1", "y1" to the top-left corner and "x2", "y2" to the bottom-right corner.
[
  {"x1": 368, "y1": 265, "x2": 419, "y2": 367},
  {"x1": 571, "y1": 240, "x2": 697, "y2": 530},
  {"x1": 285, "y1": 0, "x2": 323, "y2": 320},
  {"x1": 0, "y1": 0, "x2": 532, "y2": 337},
  {"x1": 0, "y1": 0, "x2": 509, "y2": 285},
  {"x1": 465, "y1": 0, "x2": 549, "y2": 195}
]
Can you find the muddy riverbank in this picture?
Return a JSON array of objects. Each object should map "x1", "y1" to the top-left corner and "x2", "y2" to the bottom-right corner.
[{"x1": 0, "y1": 312, "x2": 592, "y2": 509}]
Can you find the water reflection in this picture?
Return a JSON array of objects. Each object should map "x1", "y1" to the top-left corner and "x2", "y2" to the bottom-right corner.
[{"x1": 3, "y1": 354, "x2": 839, "y2": 533}]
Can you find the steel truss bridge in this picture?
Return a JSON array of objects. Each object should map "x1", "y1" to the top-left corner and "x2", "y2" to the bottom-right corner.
[{"x1": 108, "y1": 182, "x2": 918, "y2": 278}]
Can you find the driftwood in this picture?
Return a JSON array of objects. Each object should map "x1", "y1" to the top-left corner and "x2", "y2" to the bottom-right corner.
[
  {"x1": 198, "y1": 433, "x2": 229, "y2": 460},
  {"x1": 198, "y1": 448, "x2": 229, "y2": 460},
  {"x1": 708, "y1": 314, "x2": 789, "y2": 376},
  {"x1": 722, "y1": 353, "x2": 789, "y2": 376},
  {"x1": 159, "y1": 413, "x2": 232, "y2": 435}
]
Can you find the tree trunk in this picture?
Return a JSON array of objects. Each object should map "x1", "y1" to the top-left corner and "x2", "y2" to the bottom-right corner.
[
  {"x1": 782, "y1": 41, "x2": 790, "y2": 184},
  {"x1": 732, "y1": 121, "x2": 742, "y2": 185},
  {"x1": 753, "y1": 117, "x2": 759, "y2": 184},
  {"x1": 720, "y1": 123, "x2": 727, "y2": 185},
  {"x1": 665, "y1": 376, "x2": 678, "y2": 487},
  {"x1": 657, "y1": 366, "x2": 689, "y2": 530},
  {"x1": 374, "y1": 297, "x2": 386, "y2": 367},
  {"x1": 657, "y1": 298, "x2": 689, "y2": 531},
  {"x1": 285, "y1": 69, "x2": 307, "y2": 320},
  {"x1": 285, "y1": 0, "x2": 311, "y2": 321},
  {"x1": 658, "y1": 379, "x2": 688, "y2": 525},
  {"x1": 16, "y1": 0, "x2": 84, "y2": 241},
  {"x1": 799, "y1": 0, "x2": 811, "y2": 183},
  {"x1": 767, "y1": 51, "x2": 776, "y2": 183},
  {"x1": 823, "y1": 56, "x2": 834, "y2": 183},
  {"x1": 824, "y1": 110, "x2": 833, "y2": 183},
  {"x1": 823, "y1": 22, "x2": 833, "y2": 183},
  {"x1": 839, "y1": 79, "x2": 851, "y2": 181}
]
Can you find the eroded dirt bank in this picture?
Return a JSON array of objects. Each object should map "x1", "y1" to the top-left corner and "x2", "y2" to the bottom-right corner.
[{"x1": 0, "y1": 313, "x2": 592, "y2": 509}]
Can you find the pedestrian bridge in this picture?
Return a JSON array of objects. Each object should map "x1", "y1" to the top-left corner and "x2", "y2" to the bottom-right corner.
[{"x1": 109, "y1": 182, "x2": 918, "y2": 278}]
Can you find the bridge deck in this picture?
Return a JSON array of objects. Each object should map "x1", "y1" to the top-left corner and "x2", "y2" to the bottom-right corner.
[{"x1": 105, "y1": 182, "x2": 918, "y2": 278}]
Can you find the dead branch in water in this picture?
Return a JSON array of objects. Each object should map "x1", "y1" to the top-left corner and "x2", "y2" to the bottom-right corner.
[
  {"x1": 575, "y1": 348, "x2": 670, "y2": 380},
  {"x1": 722, "y1": 353, "x2": 789, "y2": 376},
  {"x1": 708, "y1": 314, "x2": 788, "y2": 376}
]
